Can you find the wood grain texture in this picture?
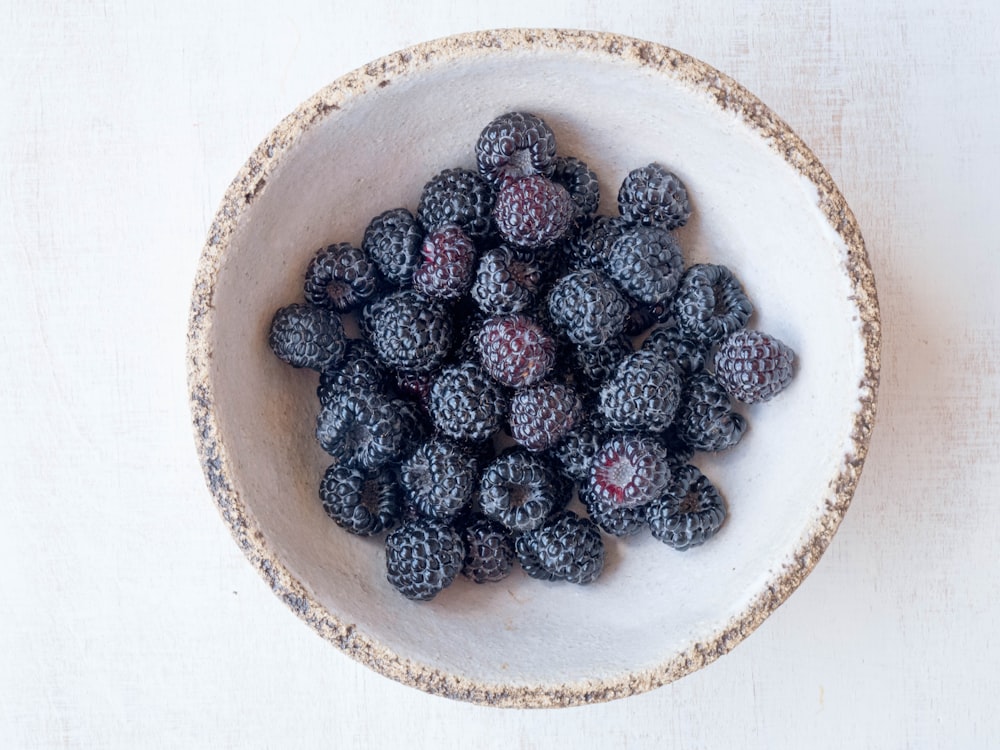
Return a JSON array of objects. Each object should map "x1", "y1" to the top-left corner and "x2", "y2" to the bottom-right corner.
[{"x1": 1, "y1": 0, "x2": 998, "y2": 746}]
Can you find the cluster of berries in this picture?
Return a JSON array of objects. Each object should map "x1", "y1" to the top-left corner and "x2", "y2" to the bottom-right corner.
[{"x1": 268, "y1": 112, "x2": 796, "y2": 601}]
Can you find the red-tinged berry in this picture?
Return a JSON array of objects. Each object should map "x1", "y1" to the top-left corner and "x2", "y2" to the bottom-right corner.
[
  {"x1": 413, "y1": 223, "x2": 477, "y2": 300},
  {"x1": 587, "y1": 434, "x2": 671, "y2": 510},
  {"x1": 493, "y1": 175, "x2": 575, "y2": 249},
  {"x1": 476, "y1": 314, "x2": 556, "y2": 388},
  {"x1": 508, "y1": 381, "x2": 582, "y2": 452}
]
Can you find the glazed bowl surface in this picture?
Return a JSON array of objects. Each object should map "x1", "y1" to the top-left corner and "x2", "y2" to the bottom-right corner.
[{"x1": 188, "y1": 29, "x2": 879, "y2": 707}]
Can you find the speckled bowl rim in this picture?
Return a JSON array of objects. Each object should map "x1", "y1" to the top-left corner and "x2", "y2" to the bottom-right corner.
[{"x1": 186, "y1": 28, "x2": 880, "y2": 708}]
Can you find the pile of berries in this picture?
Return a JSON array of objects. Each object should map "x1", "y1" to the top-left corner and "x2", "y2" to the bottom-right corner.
[{"x1": 268, "y1": 112, "x2": 796, "y2": 601}]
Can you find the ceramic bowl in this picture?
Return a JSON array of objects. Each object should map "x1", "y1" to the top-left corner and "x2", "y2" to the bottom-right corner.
[{"x1": 187, "y1": 29, "x2": 880, "y2": 707}]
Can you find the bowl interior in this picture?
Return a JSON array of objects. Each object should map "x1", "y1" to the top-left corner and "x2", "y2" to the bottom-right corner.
[{"x1": 193, "y1": 32, "x2": 874, "y2": 705}]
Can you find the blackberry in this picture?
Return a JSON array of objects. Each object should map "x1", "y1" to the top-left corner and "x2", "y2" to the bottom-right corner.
[
  {"x1": 471, "y1": 245, "x2": 545, "y2": 315},
  {"x1": 493, "y1": 175, "x2": 575, "y2": 249},
  {"x1": 417, "y1": 168, "x2": 495, "y2": 239},
  {"x1": 385, "y1": 517, "x2": 465, "y2": 601},
  {"x1": 361, "y1": 208, "x2": 423, "y2": 287},
  {"x1": 479, "y1": 448, "x2": 563, "y2": 533},
  {"x1": 566, "y1": 215, "x2": 628, "y2": 268},
  {"x1": 515, "y1": 530, "x2": 561, "y2": 582},
  {"x1": 548, "y1": 413, "x2": 606, "y2": 483},
  {"x1": 672, "y1": 264, "x2": 753, "y2": 344},
  {"x1": 647, "y1": 464, "x2": 727, "y2": 550},
  {"x1": 319, "y1": 463, "x2": 401, "y2": 536},
  {"x1": 508, "y1": 381, "x2": 582, "y2": 452},
  {"x1": 546, "y1": 268, "x2": 629, "y2": 347},
  {"x1": 623, "y1": 296, "x2": 674, "y2": 336},
  {"x1": 400, "y1": 439, "x2": 479, "y2": 520},
  {"x1": 475, "y1": 111, "x2": 558, "y2": 187},
  {"x1": 640, "y1": 317, "x2": 707, "y2": 376},
  {"x1": 315, "y1": 388, "x2": 418, "y2": 471},
  {"x1": 598, "y1": 350, "x2": 683, "y2": 434},
  {"x1": 587, "y1": 434, "x2": 671, "y2": 509},
  {"x1": 605, "y1": 224, "x2": 684, "y2": 305},
  {"x1": 413, "y1": 223, "x2": 477, "y2": 300},
  {"x1": 459, "y1": 514, "x2": 516, "y2": 583},
  {"x1": 713, "y1": 329, "x2": 796, "y2": 404},
  {"x1": 581, "y1": 484, "x2": 648, "y2": 538},
  {"x1": 395, "y1": 370, "x2": 433, "y2": 409},
  {"x1": 362, "y1": 289, "x2": 452, "y2": 374},
  {"x1": 304, "y1": 243, "x2": 380, "y2": 312},
  {"x1": 618, "y1": 163, "x2": 691, "y2": 229},
  {"x1": 268, "y1": 303, "x2": 346, "y2": 371},
  {"x1": 428, "y1": 361, "x2": 508, "y2": 443},
  {"x1": 566, "y1": 333, "x2": 633, "y2": 394},
  {"x1": 317, "y1": 339, "x2": 389, "y2": 407},
  {"x1": 476, "y1": 314, "x2": 556, "y2": 388},
  {"x1": 674, "y1": 372, "x2": 747, "y2": 452},
  {"x1": 531, "y1": 510, "x2": 605, "y2": 585},
  {"x1": 550, "y1": 156, "x2": 601, "y2": 219}
]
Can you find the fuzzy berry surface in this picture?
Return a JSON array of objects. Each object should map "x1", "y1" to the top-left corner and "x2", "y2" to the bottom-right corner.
[
  {"x1": 304, "y1": 242, "x2": 380, "y2": 312},
  {"x1": 362, "y1": 289, "x2": 452, "y2": 374},
  {"x1": 268, "y1": 303, "x2": 346, "y2": 371},
  {"x1": 428, "y1": 361, "x2": 508, "y2": 443},
  {"x1": 459, "y1": 514, "x2": 516, "y2": 584},
  {"x1": 476, "y1": 314, "x2": 556, "y2": 389},
  {"x1": 674, "y1": 372, "x2": 747, "y2": 452},
  {"x1": 385, "y1": 517, "x2": 465, "y2": 601},
  {"x1": 471, "y1": 245, "x2": 545, "y2": 316},
  {"x1": 617, "y1": 163, "x2": 691, "y2": 229},
  {"x1": 417, "y1": 168, "x2": 495, "y2": 239},
  {"x1": 647, "y1": 464, "x2": 727, "y2": 550},
  {"x1": 586, "y1": 434, "x2": 672, "y2": 510},
  {"x1": 413, "y1": 223, "x2": 477, "y2": 301},
  {"x1": 475, "y1": 111, "x2": 557, "y2": 187},
  {"x1": 493, "y1": 175, "x2": 575, "y2": 249},
  {"x1": 508, "y1": 381, "x2": 582, "y2": 452},
  {"x1": 672, "y1": 264, "x2": 753, "y2": 344},
  {"x1": 546, "y1": 268, "x2": 629, "y2": 347},
  {"x1": 362, "y1": 208, "x2": 423, "y2": 288},
  {"x1": 598, "y1": 350, "x2": 683, "y2": 434},
  {"x1": 319, "y1": 463, "x2": 401, "y2": 536},
  {"x1": 400, "y1": 439, "x2": 479, "y2": 520},
  {"x1": 713, "y1": 329, "x2": 796, "y2": 404},
  {"x1": 605, "y1": 224, "x2": 684, "y2": 306},
  {"x1": 479, "y1": 448, "x2": 563, "y2": 533}
]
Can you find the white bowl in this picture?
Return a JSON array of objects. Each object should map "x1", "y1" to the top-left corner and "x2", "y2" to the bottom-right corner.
[{"x1": 187, "y1": 29, "x2": 880, "y2": 707}]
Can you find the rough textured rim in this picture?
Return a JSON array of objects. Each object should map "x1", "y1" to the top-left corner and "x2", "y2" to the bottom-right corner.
[{"x1": 186, "y1": 28, "x2": 881, "y2": 708}]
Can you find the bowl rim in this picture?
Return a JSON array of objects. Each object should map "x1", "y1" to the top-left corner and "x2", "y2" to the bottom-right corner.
[{"x1": 186, "y1": 27, "x2": 881, "y2": 708}]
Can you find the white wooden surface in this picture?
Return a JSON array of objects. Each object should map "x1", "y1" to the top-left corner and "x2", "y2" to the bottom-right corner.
[{"x1": 2, "y1": 1, "x2": 998, "y2": 747}]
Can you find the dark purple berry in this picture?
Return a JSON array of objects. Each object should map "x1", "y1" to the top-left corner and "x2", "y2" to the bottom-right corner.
[
  {"x1": 647, "y1": 464, "x2": 727, "y2": 550},
  {"x1": 304, "y1": 243, "x2": 379, "y2": 312},
  {"x1": 674, "y1": 372, "x2": 747, "y2": 452},
  {"x1": 493, "y1": 175, "x2": 575, "y2": 248},
  {"x1": 362, "y1": 208, "x2": 423, "y2": 287},
  {"x1": 672, "y1": 264, "x2": 753, "y2": 344},
  {"x1": 413, "y1": 223, "x2": 477, "y2": 300},
  {"x1": 428, "y1": 361, "x2": 508, "y2": 443},
  {"x1": 546, "y1": 268, "x2": 629, "y2": 347},
  {"x1": 618, "y1": 163, "x2": 691, "y2": 229},
  {"x1": 550, "y1": 156, "x2": 600, "y2": 218},
  {"x1": 476, "y1": 314, "x2": 556, "y2": 388},
  {"x1": 587, "y1": 434, "x2": 671, "y2": 510},
  {"x1": 471, "y1": 245, "x2": 545, "y2": 315},
  {"x1": 362, "y1": 289, "x2": 452, "y2": 373},
  {"x1": 598, "y1": 350, "x2": 683, "y2": 434},
  {"x1": 508, "y1": 381, "x2": 582, "y2": 452},
  {"x1": 475, "y1": 112, "x2": 557, "y2": 187},
  {"x1": 385, "y1": 517, "x2": 465, "y2": 600},
  {"x1": 459, "y1": 514, "x2": 516, "y2": 583},
  {"x1": 604, "y1": 224, "x2": 684, "y2": 306},
  {"x1": 319, "y1": 463, "x2": 401, "y2": 536},
  {"x1": 400, "y1": 439, "x2": 479, "y2": 520},
  {"x1": 268, "y1": 303, "x2": 346, "y2": 371},
  {"x1": 417, "y1": 168, "x2": 495, "y2": 239},
  {"x1": 713, "y1": 329, "x2": 796, "y2": 404},
  {"x1": 531, "y1": 509, "x2": 605, "y2": 584},
  {"x1": 479, "y1": 448, "x2": 563, "y2": 533}
]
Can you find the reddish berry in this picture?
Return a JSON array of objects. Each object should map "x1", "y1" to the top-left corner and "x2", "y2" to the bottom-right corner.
[
  {"x1": 493, "y1": 175, "x2": 575, "y2": 248},
  {"x1": 413, "y1": 223, "x2": 477, "y2": 300},
  {"x1": 476, "y1": 314, "x2": 556, "y2": 388}
]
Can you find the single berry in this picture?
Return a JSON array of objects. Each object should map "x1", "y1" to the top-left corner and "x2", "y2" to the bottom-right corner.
[
  {"x1": 566, "y1": 333, "x2": 633, "y2": 393},
  {"x1": 532, "y1": 509, "x2": 605, "y2": 585},
  {"x1": 713, "y1": 329, "x2": 796, "y2": 404},
  {"x1": 315, "y1": 388, "x2": 419, "y2": 471},
  {"x1": 674, "y1": 372, "x2": 747, "y2": 452},
  {"x1": 317, "y1": 339, "x2": 389, "y2": 407},
  {"x1": 319, "y1": 463, "x2": 401, "y2": 536},
  {"x1": 640, "y1": 317, "x2": 707, "y2": 376},
  {"x1": 268, "y1": 303, "x2": 346, "y2": 371},
  {"x1": 362, "y1": 289, "x2": 452, "y2": 373},
  {"x1": 672, "y1": 264, "x2": 753, "y2": 344},
  {"x1": 428, "y1": 361, "x2": 508, "y2": 442},
  {"x1": 618, "y1": 163, "x2": 691, "y2": 229},
  {"x1": 479, "y1": 448, "x2": 563, "y2": 533},
  {"x1": 362, "y1": 208, "x2": 423, "y2": 287},
  {"x1": 385, "y1": 517, "x2": 465, "y2": 601},
  {"x1": 475, "y1": 112, "x2": 557, "y2": 187},
  {"x1": 476, "y1": 314, "x2": 556, "y2": 388},
  {"x1": 508, "y1": 381, "x2": 583, "y2": 452},
  {"x1": 546, "y1": 268, "x2": 629, "y2": 347},
  {"x1": 567, "y1": 215, "x2": 628, "y2": 268},
  {"x1": 417, "y1": 168, "x2": 495, "y2": 239},
  {"x1": 598, "y1": 350, "x2": 683, "y2": 433},
  {"x1": 580, "y1": 484, "x2": 648, "y2": 538},
  {"x1": 459, "y1": 514, "x2": 516, "y2": 583},
  {"x1": 471, "y1": 245, "x2": 545, "y2": 315},
  {"x1": 548, "y1": 413, "x2": 607, "y2": 483},
  {"x1": 493, "y1": 175, "x2": 575, "y2": 249},
  {"x1": 647, "y1": 464, "x2": 727, "y2": 550},
  {"x1": 413, "y1": 223, "x2": 477, "y2": 300},
  {"x1": 515, "y1": 530, "x2": 561, "y2": 581},
  {"x1": 604, "y1": 224, "x2": 684, "y2": 306},
  {"x1": 550, "y1": 156, "x2": 601, "y2": 218},
  {"x1": 304, "y1": 243, "x2": 380, "y2": 312},
  {"x1": 587, "y1": 434, "x2": 671, "y2": 509},
  {"x1": 400, "y1": 439, "x2": 479, "y2": 520}
]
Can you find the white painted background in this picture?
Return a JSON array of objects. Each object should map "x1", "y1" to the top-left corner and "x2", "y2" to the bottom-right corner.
[{"x1": 3, "y1": 1, "x2": 999, "y2": 747}]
